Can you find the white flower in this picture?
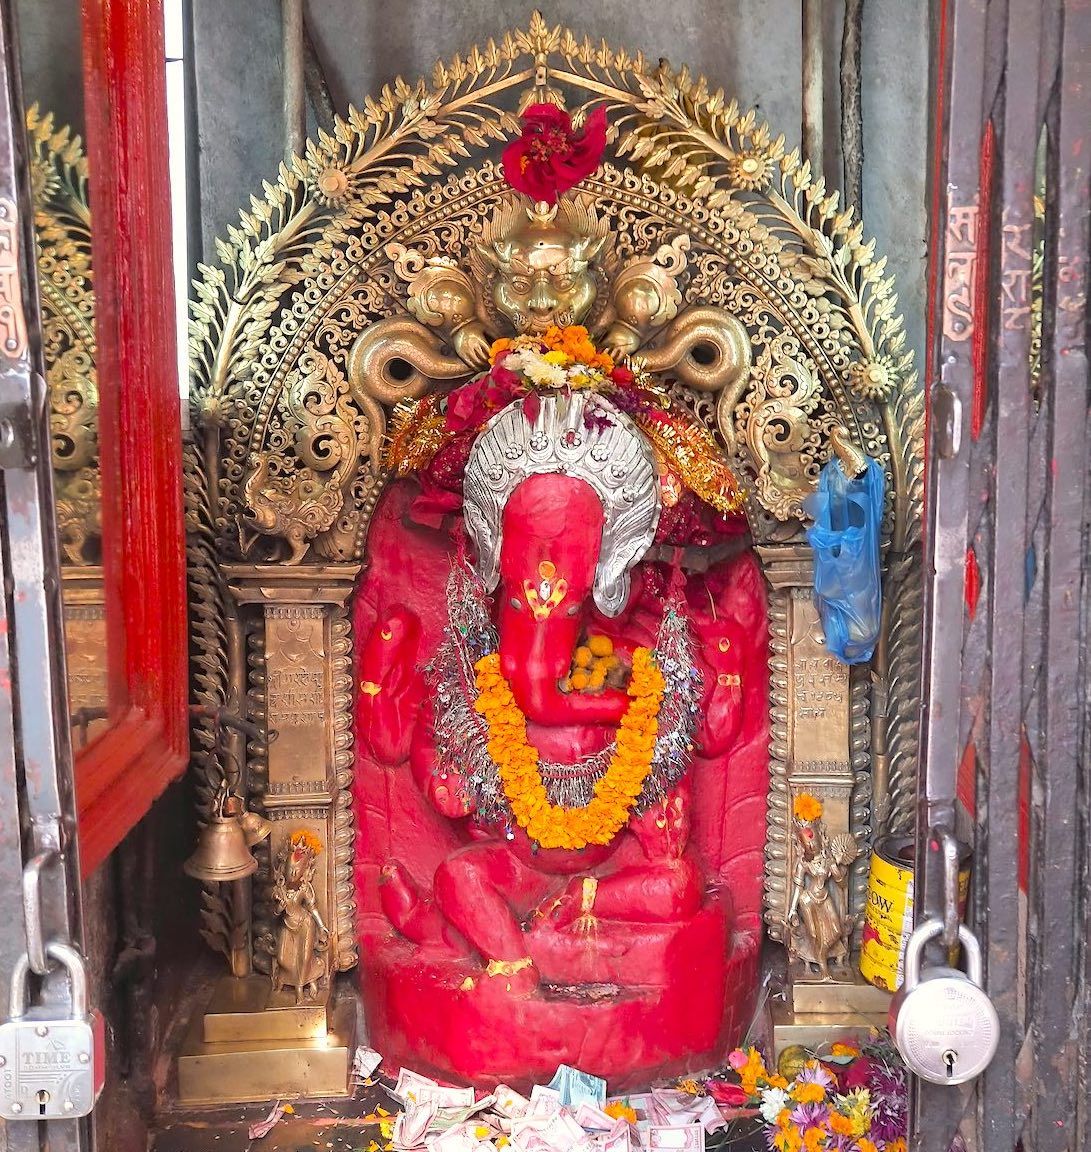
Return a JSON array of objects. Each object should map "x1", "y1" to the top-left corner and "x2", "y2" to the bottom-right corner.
[
  {"x1": 502, "y1": 349, "x2": 534, "y2": 372},
  {"x1": 522, "y1": 353, "x2": 568, "y2": 388},
  {"x1": 759, "y1": 1087, "x2": 789, "y2": 1123}
]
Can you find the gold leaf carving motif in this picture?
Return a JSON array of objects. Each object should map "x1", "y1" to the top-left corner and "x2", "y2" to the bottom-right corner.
[{"x1": 28, "y1": 105, "x2": 98, "y2": 566}]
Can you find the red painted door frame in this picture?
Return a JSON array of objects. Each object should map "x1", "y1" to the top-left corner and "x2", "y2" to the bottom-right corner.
[{"x1": 76, "y1": 0, "x2": 188, "y2": 874}]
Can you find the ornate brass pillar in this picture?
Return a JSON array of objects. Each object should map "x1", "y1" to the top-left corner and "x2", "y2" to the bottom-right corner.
[
  {"x1": 62, "y1": 568, "x2": 109, "y2": 749},
  {"x1": 760, "y1": 544, "x2": 889, "y2": 1050},
  {"x1": 225, "y1": 563, "x2": 360, "y2": 974},
  {"x1": 177, "y1": 564, "x2": 360, "y2": 1104}
]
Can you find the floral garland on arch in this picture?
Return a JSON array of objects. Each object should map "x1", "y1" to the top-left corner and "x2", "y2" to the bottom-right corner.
[{"x1": 428, "y1": 563, "x2": 702, "y2": 851}]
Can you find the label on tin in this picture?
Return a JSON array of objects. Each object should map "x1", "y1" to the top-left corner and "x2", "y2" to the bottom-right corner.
[{"x1": 860, "y1": 838, "x2": 971, "y2": 991}]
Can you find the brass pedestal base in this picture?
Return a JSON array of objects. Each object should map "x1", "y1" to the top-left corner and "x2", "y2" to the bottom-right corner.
[
  {"x1": 772, "y1": 971, "x2": 891, "y2": 1059},
  {"x1": 177, "y1": 977, "x2": 356, "y2": 1104}
]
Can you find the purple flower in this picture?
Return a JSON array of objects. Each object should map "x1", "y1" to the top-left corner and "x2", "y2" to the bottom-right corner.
[
  {"x1": 797, "y1": 1062, "x2": 836, "y2": 1089},
  {"x1": 582, "y1": 403, "x2": 614, "y2": 433},
  {"x1": 866, "y1": 1062, "x2": 907, "y2": 1144},
  {"x1": 790, "y1": 1102, "x2": 829, "y2": 1130}
]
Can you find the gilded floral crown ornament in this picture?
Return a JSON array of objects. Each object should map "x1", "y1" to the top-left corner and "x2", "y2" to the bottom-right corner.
[{"x1": 385, "y1": 102, "x2": 747, "y2": 533}]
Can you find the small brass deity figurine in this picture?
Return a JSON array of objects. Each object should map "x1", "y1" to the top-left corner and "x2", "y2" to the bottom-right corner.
[
  {"x1": 271, "y1": 829, "x2": 330, "y2": 1004},
  {"x1": 786, "y1": 793, "x2": 861, "y2": 979}
]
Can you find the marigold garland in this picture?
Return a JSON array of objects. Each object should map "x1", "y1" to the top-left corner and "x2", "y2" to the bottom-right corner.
[
  {"x1": 489, "y1": 323, "x2": 616, "y2": 375},
  {"x1": 472, "y1": 647, "x2": 665, "y2": 849}
]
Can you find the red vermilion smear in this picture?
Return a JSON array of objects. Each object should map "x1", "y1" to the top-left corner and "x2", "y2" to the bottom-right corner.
[
  {"x1": 971, "y1": 121, "x2": 996, "y2": 440},
  {"x1": 964, "y1": 546, "x2": 981, "y2": 620},
  {"x1": 1018, "y1": 728, "x2": 1032, "y2": 894},
  {"x1": 957, "y1": 738, "x2": 976, "y2": 816}
]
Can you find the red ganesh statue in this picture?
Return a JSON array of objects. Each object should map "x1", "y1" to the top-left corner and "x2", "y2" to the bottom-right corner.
[
  {"x1": 352, "y1": 101, "x2": 767, "y2": 1090},
  {"x1": 352, "y1": 380, "x2": 769, "y2": 1088}
]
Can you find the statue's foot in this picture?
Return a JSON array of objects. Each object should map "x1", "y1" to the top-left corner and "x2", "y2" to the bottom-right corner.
[{"x1": 380, "y1": 861, "x2": 452, "y2": 945}]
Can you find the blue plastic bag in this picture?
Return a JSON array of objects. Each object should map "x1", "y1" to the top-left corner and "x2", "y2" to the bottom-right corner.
[{"x1": 803, "y1": 456, "x2": 885, "y2": 665}]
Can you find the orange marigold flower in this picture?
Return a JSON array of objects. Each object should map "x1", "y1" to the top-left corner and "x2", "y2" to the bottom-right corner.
[
  {"x1": 830, "y1": 1042, "x2": 860, "y2": 1058},
  {"x1": 829, "y1": 1113, "x2": 855, "y2": 1137},
  {"x1": 790, "y1": 1082, "x2": 827, "y2": 1105},
  {"x1": 739, "y1": 1047, "x2": 769, "y2": 1095},
  {"x1": 604, "y1": 1101, "x2": 637, "y2": 1124},
  {"x1": 793, "y1": 792, "x2": 823, "y2": 822},
  {"x1": 773, "y1": 1124, "x2": 802, "y2": 1152},
  {"x1": 289, "y1": 829, "x2": 323, "y2": 854},
  {"x1": 802, "y1": 1130, "x2": 825, "y2": 1152},
  {"x1": 488, "y1": 338, "x2": 514, "y2": 364}
]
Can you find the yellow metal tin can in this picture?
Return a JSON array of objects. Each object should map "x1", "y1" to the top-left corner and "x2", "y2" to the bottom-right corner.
[{"x1": 859, "y1": 835, "x2": 971, "y2": 992}]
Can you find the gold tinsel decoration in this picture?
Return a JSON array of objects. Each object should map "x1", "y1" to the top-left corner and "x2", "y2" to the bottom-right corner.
[
  {"x1": 632, "y1": 409, "x2": 745, "y2": 515},
  {"x1": 384, "y1": 395, "x2": 447, "y2": 476}
]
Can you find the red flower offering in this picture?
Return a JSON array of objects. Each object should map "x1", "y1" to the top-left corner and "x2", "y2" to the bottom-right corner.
[{"x1": 502, "y1": 103, "x2": 608, "y2": 205}]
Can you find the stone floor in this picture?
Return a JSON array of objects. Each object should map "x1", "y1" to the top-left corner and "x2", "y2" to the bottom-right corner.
[
  {"x1": 151, "y1": 1078, "x2": 767, "y2": 1151},
  {"x1": 152, "y1": 1081, "x2": 400, "y2": 1151}
]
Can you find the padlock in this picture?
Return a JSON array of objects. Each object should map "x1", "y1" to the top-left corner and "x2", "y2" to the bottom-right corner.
[
  {"x1": 0, "y1": 941, "x2": 106, "y2": 1119},
  {"x1": 889, "y1": 918, "x2": 999, "y2": 1085}
]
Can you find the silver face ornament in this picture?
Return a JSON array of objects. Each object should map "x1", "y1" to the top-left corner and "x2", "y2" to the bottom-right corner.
[{"x1": 461, "y1": 391, "x2": 661, "y2": 617}]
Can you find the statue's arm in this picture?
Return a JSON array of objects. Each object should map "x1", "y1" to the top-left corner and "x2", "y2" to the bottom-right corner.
[
  {"x1": 357, "y1": 608, "x2": 423, "y2": 767},
  {"x1": 409, "y1": 705, "x2": 478, "y2": 819},
  {"x1": 696, "y1": 619, "x2": 747, "y2": 757}
]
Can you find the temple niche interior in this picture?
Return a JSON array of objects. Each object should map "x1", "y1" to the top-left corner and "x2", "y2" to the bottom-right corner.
[{"x1": 17, "y1": 1, "x2": 936, "y2": 1149}]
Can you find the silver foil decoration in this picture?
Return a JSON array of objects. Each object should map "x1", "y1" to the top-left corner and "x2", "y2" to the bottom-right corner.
[{"x1": 462, "y1": 393, "x2": 662, "y2": 617}]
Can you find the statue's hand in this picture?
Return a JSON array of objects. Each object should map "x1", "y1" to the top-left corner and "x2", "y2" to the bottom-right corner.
[
  {"x1": 696, "y1": 620, "x2": 747, "y2": 757},
  {"x1": 358, "y1": 608, "x2": 422, "y2": 767},
  {"x1": 533, "y1": 878, "x2": 584, "y2": 929},
  {"x1": 629, "y1": 785, "x2": 691, "y2": 860},
  {"x1": 452, "y1": 322, "x2": 492, "y2": 370},
  {"x1": 600, "y1": 323, "x2": 640, "y2": 362},
  {"x1": 427, "y1": 768, "x2": 475, "y2": 819}
]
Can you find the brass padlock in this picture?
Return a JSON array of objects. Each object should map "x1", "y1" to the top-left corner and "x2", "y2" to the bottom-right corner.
[
  {"x1": 889, "y1": 918, "x2": 999, "y2": 1085},
  {"x1": 0, "y1": 942, "x2": 106, "y2": 1119}
]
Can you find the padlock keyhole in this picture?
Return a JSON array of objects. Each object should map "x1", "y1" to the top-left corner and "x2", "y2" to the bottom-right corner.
[
  {"x1": 942, "y1": 1049, "x2": 957, "y2": 1080},
  {"x1": 36, "y1": 1089, "x2": 49, "y2": 1116}
]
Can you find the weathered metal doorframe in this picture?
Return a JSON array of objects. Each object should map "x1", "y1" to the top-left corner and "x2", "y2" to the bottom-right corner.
[
  {"x1": 0, "y1": 0, "x2": 91, "y2": 1147},
  {"x1": 917, "y1": 0, "x2": 1089, "y2": 1149}
]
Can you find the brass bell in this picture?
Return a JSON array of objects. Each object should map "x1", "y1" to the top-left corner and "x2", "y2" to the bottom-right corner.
[
  {"x1": 239, "y1": 809, "x2": 273, "y2": 847},
  {"x1": 183, "y1": 813, "x2": 258, "y2": 882}
]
